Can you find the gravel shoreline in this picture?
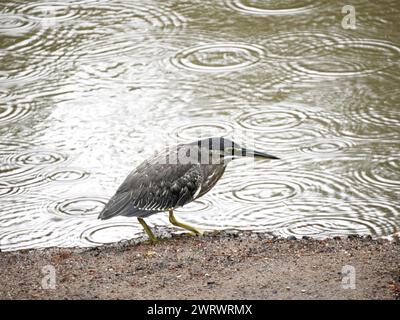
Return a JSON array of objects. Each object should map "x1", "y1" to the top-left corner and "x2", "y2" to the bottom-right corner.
[{"x1": 1, "y1": 231, "x2": 399, "y2": 300}]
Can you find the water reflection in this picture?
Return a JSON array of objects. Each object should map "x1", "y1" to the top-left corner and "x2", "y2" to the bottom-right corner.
[
  {"x1": 0, "y1": 0, "x2": 399, "y2": 250},
  {"x1": 172, "y1": 43, "x2": 264, "y2": 72}
]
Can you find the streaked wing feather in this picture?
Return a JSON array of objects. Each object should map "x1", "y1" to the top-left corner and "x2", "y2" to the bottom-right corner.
[
  {"x1": 98, "y1": 162, "x2": 203, "y2": 220},
  {"x1": 98, "y1": 191, "x2": 133, "y2": 219}
]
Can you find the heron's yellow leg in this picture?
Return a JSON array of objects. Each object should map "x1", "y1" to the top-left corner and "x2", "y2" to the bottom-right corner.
[
  {"x1": 169, "y1": 210, "x2": 203, "y2": 236},
  {"x1": 138, "y1": 217, "x2": 157, "y2": 243}
]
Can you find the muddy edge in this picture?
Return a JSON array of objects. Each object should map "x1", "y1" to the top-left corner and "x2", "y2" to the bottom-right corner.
[{"x1": 1, "y1": 231, "x2": 399, "y2": 299}]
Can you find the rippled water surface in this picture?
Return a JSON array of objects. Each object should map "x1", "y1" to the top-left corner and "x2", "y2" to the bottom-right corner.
[{"x1": 0, "y1": 0, "x2": 399, "y2": 250}]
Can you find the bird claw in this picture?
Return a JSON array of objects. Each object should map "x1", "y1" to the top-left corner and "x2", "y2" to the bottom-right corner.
[{"x1": 190, "y1": 229, "x2": 204, "y2": 237}]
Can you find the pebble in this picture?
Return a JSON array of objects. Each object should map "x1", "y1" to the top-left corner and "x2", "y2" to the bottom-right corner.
[
  {"x1": 348, "y1": 235, "x2": 359, "y2": 240},
  {"x1": 287, "y1": 236, "x2": 297, "y2": 241},
  {"x1": 250, "y1": 234, "x2": 259, "y2": 240}
]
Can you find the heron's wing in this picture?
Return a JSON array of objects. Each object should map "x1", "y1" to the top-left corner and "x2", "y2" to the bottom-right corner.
[{"x1": 98, "y1": 163, "x2": 203, "y2": 220}]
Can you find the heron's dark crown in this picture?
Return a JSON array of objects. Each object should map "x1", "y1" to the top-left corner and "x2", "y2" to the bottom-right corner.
[{"x1": 190, "y1": 137, "x2": 240, "y2": 152}]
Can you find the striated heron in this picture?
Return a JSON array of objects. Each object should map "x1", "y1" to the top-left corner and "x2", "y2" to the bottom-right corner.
[{"x1": 98, "y1": 137, "x2": 279, "y2": 242}]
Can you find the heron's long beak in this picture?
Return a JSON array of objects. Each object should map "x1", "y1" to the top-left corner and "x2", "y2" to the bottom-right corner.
[{"x1": 242, "y1": 148, "x2": 280, "y2": 160}]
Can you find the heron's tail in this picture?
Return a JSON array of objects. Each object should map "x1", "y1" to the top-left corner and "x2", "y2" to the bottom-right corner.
[
  {"x1": 98, "y1": 192, "x2": 160, "y2": 220},
  {"x1": 98, "y1": 192, "x2": 131, "y2": 220}
]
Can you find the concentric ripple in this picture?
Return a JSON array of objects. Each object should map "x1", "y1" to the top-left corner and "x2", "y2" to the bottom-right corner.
[
  {"x1": 299, "y1": 138, "x2": 354, "y2": 154},
  {"x1": 13, "y1": 150, "x2": 67, "y2": 166},
  {"x1": 0, "y1": 151, "x2": 68, "y2": 190},
  {"x1": 42, "y1": 168, "x2": 89, "y2": 182},
  {"x1": 171, "y1": 120, "x2": 234, "y2": 141},
  {"x1": 0, "y1": 51, "x2": 52, "y2": 83},
  {"x1": 231, "y1": 179, "x2": 302, "y2": 204},
  {"x1": 226, "y1": 0, "x2": 316, "y2": 15},
  {"x1": 0, "y1": 194, "x2": 51, "y2": 228},
  {"x1": 80, "y1": 223, "x2": 142, "y2": 245},
  {"x1": 344, "y1": 88, "x2": 400, "y2": 127},
  {"x1": 0, "y1": 181, "x2": 22, "y2": 198},
  {"x1": 232, "y1": 199, "x2": 399, "y2": 238},
  {"x1": 0, "y1": 13, "x2": 36, "y2": 35},
  {"x1": 217, "y1": 169, "x2": 364, "y2": 208},
  {"x1": 0, "y1": 229, "x2": 50, "y2": 251},
  {"x1": 237, "y1": 105, "x2": 307, "y2": 132},
  {"x1": 281, "y1": 216, "x2": 398, "y2": 238},
  {"x1": 68, "y1": 2, "x2": 185, "y2": 61},
  {"x1": 215, "y1": 177, "x2": 298, "y2": 209},
  {"x1": 261, "y1": 31, "x2": 353, "y2": 60},
  {"x1": 0, "y1": 171, "x2": 47, "y2": 190},
  {"x1": 47, "y1": 197, "x2": 107, "y2": 217},
  {"x1": 285, "y1": 39, "x2": 400, "y2": 79},
  {"x1": 172, "y1": 43, "x2": 264, "y2": 72},
  {"x1": 246, "y1": 127, "x2": 333, "y2": 153},
  {"x1": 79, "y1": 1, "x2": 186, "y2": 31},
  {"x1": 18, "y1": 1, "x2": 81, "y2": 22},
  {"x1": 0, "y1": 104, "x2": 32, "y2": 124},
  {"x1": 279, "y1": 200, "x2": 399, "y2": 238},
  {"x1": 0, "y1": 140, "x2": 33, "y2": 153},
  {"x1": 0, "y1": 156, "x2": 40, "y2": 179},
  {"x1": 0, "y1": 220, "x2": 81, "y2": 251},
  {"x1": 176, "y1": 198, "x2": 213, "y2": 214},
  {"x1": 351, "y1": 159, "x2": 400, "y2": 191}
]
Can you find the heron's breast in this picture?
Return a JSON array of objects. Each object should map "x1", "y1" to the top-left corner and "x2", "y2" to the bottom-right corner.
[{"x1": 198, "y1": 165, "x2": 226, "y2": 197}]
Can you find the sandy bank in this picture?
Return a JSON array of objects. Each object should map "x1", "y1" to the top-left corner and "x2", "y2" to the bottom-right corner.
[{"x1": 1, "y1": 232, "x2": 399, "y2": 299}]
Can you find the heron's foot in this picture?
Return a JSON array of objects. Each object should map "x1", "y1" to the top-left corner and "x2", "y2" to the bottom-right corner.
[
  {"x1": 138, "y1": 217, "x2": 158, "y2": 243},
  {"x1": 186, "y1": 229, "x2": 204, "y2": 237},
  {"x1": 169, "y1": 210, "x2": 203, "y2": 237},
  {"x1": 192, "y1": 228, "x2": 204, "y2": 236}
]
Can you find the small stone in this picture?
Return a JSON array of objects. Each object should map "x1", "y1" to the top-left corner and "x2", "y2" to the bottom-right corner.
[
  {"x1": 250, "y1": 233, "x2": 259, "y2": 240},
  {"x1": 301, "y1": 289, "x2": 306, "y2": 293},
  {"x1": 146, "y1": 251, "x2": 157, "y2": 257},
  {"x1": 225, "y1": 230, "x2": 239, "y2": 237},
  {"x1": 286, "y1": 287, "x2": 291, "y2": 290},
  {"x1": 347, "y1": 234, "x2": 358, "y2": 240},
  {"x1": 287, "y1": 236, "x2": 297, "y2": 240}
]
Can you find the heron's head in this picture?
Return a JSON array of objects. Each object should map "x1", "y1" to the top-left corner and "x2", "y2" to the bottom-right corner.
[{"x1": 195, "y1": 137, "x2": 279, "y2": 164}]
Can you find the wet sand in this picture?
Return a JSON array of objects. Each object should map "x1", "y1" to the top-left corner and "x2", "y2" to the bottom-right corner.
[{"x1": 0, "y1": 231, "x2": 399, "y2": 300}]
